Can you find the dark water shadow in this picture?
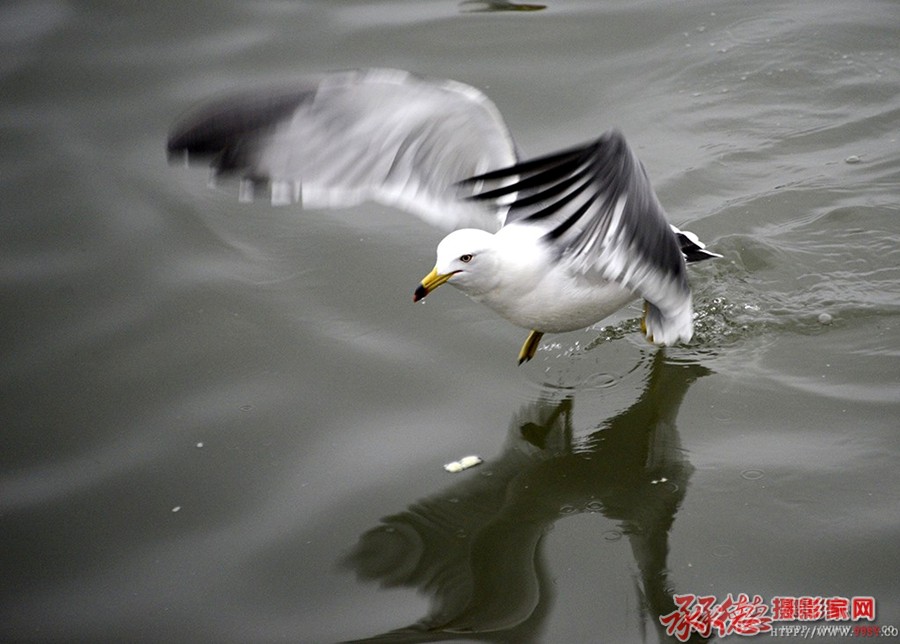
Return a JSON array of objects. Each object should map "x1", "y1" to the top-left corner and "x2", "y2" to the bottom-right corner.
[
  {"x1": 341, "y1": 352, "x2": 711, "y2": 643},
  {"x1": 459, "y1": 1, "x2": 547, "y2": 12}
]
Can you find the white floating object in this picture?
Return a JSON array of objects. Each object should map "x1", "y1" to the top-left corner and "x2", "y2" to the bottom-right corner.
[{"x1": 443, "y1": 455, "x2": 483, "y2": 473}]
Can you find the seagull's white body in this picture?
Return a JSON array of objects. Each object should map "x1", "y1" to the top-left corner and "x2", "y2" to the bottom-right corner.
[
  {"x1": 168, "y1": 68, "x2": 720, "y2": 362},
  {"x1": 434, "y1": 226, "x2": 636, "y2": 334}
]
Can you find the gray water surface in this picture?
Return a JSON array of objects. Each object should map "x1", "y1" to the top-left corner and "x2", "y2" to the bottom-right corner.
[{"x1": 2, "y1": 1, "x2": 899, "y2": 642}]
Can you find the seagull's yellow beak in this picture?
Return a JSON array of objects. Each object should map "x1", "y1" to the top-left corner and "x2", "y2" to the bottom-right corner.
[{"x1": 413, "y1": 267, "x2": 457, "y2": 302}]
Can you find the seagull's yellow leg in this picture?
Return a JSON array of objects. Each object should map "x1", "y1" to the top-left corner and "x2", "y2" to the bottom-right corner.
[
  {"x1": 518, "y1": 330, "x2": 544, "y2": 365},
  {"x1": 641, "y1": 300, "x2": 654, "y2": 343}
]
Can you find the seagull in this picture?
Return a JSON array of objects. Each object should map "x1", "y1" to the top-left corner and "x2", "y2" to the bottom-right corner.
[{"x1": 168, "y1": 68, "x2": 720, "y2": 364}]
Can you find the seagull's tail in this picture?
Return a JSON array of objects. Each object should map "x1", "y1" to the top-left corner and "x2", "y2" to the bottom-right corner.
[
  {"x1": 671, "y1": 225, "x2": 722, "y2": 263},
  {"x1": 642, "y1": 299, "x2": 694, "y2": 346}
]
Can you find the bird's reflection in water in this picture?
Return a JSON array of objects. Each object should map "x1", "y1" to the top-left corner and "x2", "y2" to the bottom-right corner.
[{"x1": 342, "y1": 353, "x2": 711, "y2": 643}]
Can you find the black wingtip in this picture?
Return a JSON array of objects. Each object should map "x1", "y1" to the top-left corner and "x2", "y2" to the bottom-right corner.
[
  {"x1": 674, "y1": 229, "x2": 723, "y2": 263},
  {"x1": 683, "y1": 248, "x2": 723, "y2": 262},
  {"x1": 166, "y1": 90, "x2": 309, "y2": 171}
]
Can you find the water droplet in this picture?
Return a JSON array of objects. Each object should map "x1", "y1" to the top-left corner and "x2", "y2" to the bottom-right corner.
[
  {"x1": 196, "y1": 442, "x2": 204, "y2": 448},
  {"x1": 741, "y1": 469, "x2": 765, "y2": 480},
  {"x1": 586, "y1": 372, "x2": 618, "y2": 389},
  {"x1": 603, "y1": 530, "x2": 623, "y2": 542},
  {"x1": 845, "y1": 155, "x2": 861, "y2": 164},
  {"x1": 586, "y1": 500, "x2": 604, "y2": 512},
  {"x1": 712, "y1": 544, "x2": 735, "y2": 558},
  {"x1": 818, "y1": 312, "x2": 833, "y2": 325},
  {"x1": 559, "y1": 504, "x2": 577, "y2": 515},
  {"x1": 171, "y1": 506, "x2": 181, "y2": 513}
]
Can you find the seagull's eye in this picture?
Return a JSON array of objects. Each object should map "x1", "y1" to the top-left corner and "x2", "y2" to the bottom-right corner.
[{"x1": 459, "y1": 254, "x2": 473, "y2": 263}]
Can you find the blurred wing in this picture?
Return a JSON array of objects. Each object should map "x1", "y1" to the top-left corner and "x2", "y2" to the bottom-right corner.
[
  {"x1": 464, "y1": 130, "x2": 694, "y2": 344},
  {"x1": 167, "y1": 68, "x2": 518, "y2": 231}
]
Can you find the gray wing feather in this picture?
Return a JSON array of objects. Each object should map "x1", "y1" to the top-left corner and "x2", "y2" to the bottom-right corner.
[
  {"x1": 168, "y1": 69, "x2": 518, "y2": 231},
  {"x1": 464, "y1": 130, "x2": 695, "y2": 343}
]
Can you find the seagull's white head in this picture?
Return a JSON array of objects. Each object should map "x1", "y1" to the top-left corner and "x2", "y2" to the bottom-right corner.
[{"x1": 413, "y1": 228, "x2": 499, "y2": 301}]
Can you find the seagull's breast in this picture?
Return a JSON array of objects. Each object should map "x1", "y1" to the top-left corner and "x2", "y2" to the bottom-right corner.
[
  {"x1": 472, "y1": 225, "x2": 637, "y2": 333},
  {"x1": 488, "y1": 271, "x2": 635, "y2": 333}
]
